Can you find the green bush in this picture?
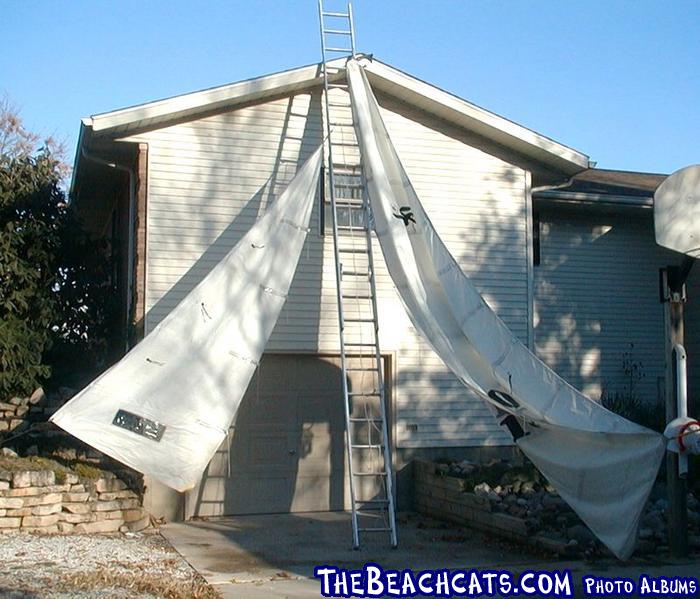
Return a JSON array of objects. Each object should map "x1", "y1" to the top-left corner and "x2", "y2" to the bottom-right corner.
[
  {"x1": 0, "y1": 150, "x2": 65, "y2": 397},
  {"x1": 1, "y1": 100, "x2": 116, "y2": 399}
]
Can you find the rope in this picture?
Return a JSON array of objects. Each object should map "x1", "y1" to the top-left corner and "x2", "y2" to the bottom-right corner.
[{"x1": 677, "y1": 419, "x2": 700, "y2": 453}]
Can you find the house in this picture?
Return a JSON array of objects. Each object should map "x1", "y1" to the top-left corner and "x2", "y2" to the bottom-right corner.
[
  {"x1": 69, "y1": 56, "x2": 695, "y2": 520},
  {"x1": 535, "y1": 171, "x2": 675, "y2": 406}
]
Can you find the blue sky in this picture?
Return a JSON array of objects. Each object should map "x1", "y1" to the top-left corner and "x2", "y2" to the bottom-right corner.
[{"x1": 3, "y1": 0, "x2": 698, "y2": 174}]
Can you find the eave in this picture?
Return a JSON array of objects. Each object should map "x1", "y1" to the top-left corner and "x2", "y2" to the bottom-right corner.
[{"x1": 73, "y1": 55, "x2": 591, "y2": 191}]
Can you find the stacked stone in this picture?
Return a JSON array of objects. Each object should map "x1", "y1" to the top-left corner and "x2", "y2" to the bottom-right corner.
[
  {"x1": 415, "y1": 459, "x2": 700, "y2": 558},
  {"x1": 0, "y1": 394, "x2": 35, "y2": 435},
  {"x1": 0, "y1": 388, "x2": 75, "y2": 440},
  {"x1": 0, "y1": 469, "x2": 150, "y2": 535},
  {"x1": 26, "y1": 387, "x2": 74, "y2": 423}
]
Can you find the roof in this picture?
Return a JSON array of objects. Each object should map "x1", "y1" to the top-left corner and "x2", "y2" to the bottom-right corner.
[
  {"x1": 534, "y1": 168, "x2": 668, "y2": 209},
  {"x1": 569, "y1": 168, "x2": 667, "y2": 196},
  {"x1": 75, "y1": 55, "x2": 590, "y2": 190}
]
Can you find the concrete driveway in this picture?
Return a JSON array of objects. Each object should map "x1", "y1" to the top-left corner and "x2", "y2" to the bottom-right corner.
[{"x1": 162, "y1": 511, "x2": 699, "y2": 598}]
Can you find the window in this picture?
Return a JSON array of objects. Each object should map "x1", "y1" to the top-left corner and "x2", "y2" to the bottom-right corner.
[{"x1": 320, "y1": 164, "x2": 366, "y2": 235}]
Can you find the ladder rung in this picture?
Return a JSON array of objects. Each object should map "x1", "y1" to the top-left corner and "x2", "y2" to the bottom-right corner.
[
  {"x1": 324, "y1": 28, "x2": 352, "y2": 35},
  {"x1": 344, "y1": 342, "x2": 376, "y2": 347},
  {"x1": 359, "y1": 527, "x2": 393, "y2": 533},
  {"x1": 348, "y1": 391, "x2": 380, "y2": 397},
  {"x1": 325, "y1": 46, "x2": 354, "y2": 53},
  {"x1": 328, "y1": 83, "x2": 349, "y2": 89},
  {"x1": 342, "y1": 294, "x2": 373, "y2": 300},
  {"x1": 351, "y1": 444, "x2": 383, "y2": 449},
  {"x1": 330, "y1": 121, "x2": 353, "y2": 127},
  {"x1": 346, "y1": 368, "x2": 379, "y2": 372},
  {"x1": 357, "y1": 499, "x2": 389, "y2": 505},
  {"x1": 356, "y1": 510, "x2": 388, "y2": 517},
  {"x1": 342, "y1": 270, "x2": 369, "y2": 276},
  {"x1": 322, "y1": 11, "x2": 350, "y2": 17},
  {"x1": 349, "y1": 417, "x2": 383, "y2": 423},
  {"x1": 356, "y1": 508, "x2": 388, "y2": 515},
  {"x1": 353, "y1": 471, "x2": 387, "y2": 477},
  {"x1": 334, "y1": 201, "x2": 363, "y2": 207},
  {"x1": 338, "y1": 249, "x2": 368, "y2": 255},
  {"x1": 345, "y1": 319, "x2": 375, "y2": 325}
]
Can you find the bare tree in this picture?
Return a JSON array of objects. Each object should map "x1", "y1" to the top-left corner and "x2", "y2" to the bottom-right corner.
[{"x1": 0, "y1": 95, "x2": 70, "y2": 180}]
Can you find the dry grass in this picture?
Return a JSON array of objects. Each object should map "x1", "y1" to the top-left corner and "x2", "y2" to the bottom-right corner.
[
  {"x1": 58, "y1": 566, "x2": 222, "y2": 599},
  {"x1": 0, "y1": 455, "x2": 67, "y2": 475},
  {"x1": 0, "y1": 454, "x2": 106, "y2": 483},
  {"x1": 72, "y1": 461, "x2": 102, "y2": 479}
]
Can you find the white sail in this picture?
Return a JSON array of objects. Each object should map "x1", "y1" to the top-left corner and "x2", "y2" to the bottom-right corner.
[
  {"x1": 346, "y1": 59, "x2": 665, "y2": 559},
  {"x1": 51, "y1": 145, "x2": 323, "y2": 492}
]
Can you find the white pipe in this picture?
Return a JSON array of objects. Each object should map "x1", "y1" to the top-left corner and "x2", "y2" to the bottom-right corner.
[
  {"x1": 531, "y1": 175, "x2": 576, "y2": 195},
  {"x1": 80, "y1": 147, "x2": 136, "y2": 353},
  {"x1": 673, "y1": 343, "x2": 689, "y2": 476}
]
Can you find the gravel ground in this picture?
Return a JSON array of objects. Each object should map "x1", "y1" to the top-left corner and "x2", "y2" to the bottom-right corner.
[{"x1": 0, "y1": 532, "x2": 220, "y2": 599}]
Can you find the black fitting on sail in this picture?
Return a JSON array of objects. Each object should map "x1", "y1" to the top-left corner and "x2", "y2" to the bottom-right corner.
[{"x1": 500, "y1": 414, "x2": 525, "y2": 441}]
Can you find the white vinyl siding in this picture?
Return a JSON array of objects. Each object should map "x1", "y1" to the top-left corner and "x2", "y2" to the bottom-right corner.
[
  {"x1": 378, "y1": 98, "x2": 525, "y2": 448},
  {"x1": 123, "y1": 87, "x2": 529, "y2": 449},
  {"x1": 534, "y1": 208, "x2": 678, "y2": 408}
]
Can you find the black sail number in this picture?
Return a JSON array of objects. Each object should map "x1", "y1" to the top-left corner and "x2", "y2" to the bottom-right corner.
[{"x1": 487, "y1": 389, "x2": 519, "y2": 410}]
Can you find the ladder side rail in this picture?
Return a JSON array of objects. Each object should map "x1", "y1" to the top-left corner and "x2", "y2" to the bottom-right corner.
[
  {"x1": 348, "y1": 59, "x2": 398, "y2": 546},
  {"x1": 318, "y1": 0, "x2": 360, "y2": 550},
  {"x1": 361, "y1": 183, "x2": 398, "y2": 547},
  {"x1": 347, "y1": 2, "x2": 357, "y2": 55}
]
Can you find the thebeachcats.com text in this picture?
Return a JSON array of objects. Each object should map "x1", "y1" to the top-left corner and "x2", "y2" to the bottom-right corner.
[{"x1": 313, "y1": 564, "x2": 699, "y2": 597}]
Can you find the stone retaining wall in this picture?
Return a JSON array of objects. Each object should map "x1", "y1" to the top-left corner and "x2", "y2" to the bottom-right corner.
[
  {"x1": 0, "y1": 396, "x2": 32, "y2": 435},
  {"x1": 0, "y1": 469, "x2": 150, "y2": 535},
  {"x1": 0, "y1": 388, "x2": 67, "y2": 437},
  {"x1": 414, "y1": 459, "x2": 571, "y2": 555}
]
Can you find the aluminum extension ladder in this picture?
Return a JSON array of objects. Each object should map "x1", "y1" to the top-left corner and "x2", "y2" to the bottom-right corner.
[{"x1": 318, "y1": 0, "x2": 398, "y2": 549}]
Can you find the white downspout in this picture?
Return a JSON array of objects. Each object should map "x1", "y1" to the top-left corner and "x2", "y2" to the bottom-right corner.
[
  {"x1": 80, "y1": 147, "x2": 136, "y2": 353},
  {"x1": 531, "y1": 175, "x2": 577, "y2": 195}
]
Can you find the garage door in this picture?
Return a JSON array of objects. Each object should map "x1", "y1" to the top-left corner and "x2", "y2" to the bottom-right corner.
[{"x1": 186, "y1": 353, "x2": 390, "y2": 517}]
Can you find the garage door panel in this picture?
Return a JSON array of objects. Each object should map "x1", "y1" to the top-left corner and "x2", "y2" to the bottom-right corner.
[
  {"x1": 246, "y1": 432, "x2": 293, "y2": 468},
  {"x1": 245, "y1": 476, "x2": 292, "y2": 513},
  {"x1": 234, "y1": 392, "x2": 297, "y2": 427},
  {"x1": 290, "y1": 476, "x2": 333, "y2": 512},
  {"x1": 298, "y1": 393, "x2": 342, "y2": 424}
]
